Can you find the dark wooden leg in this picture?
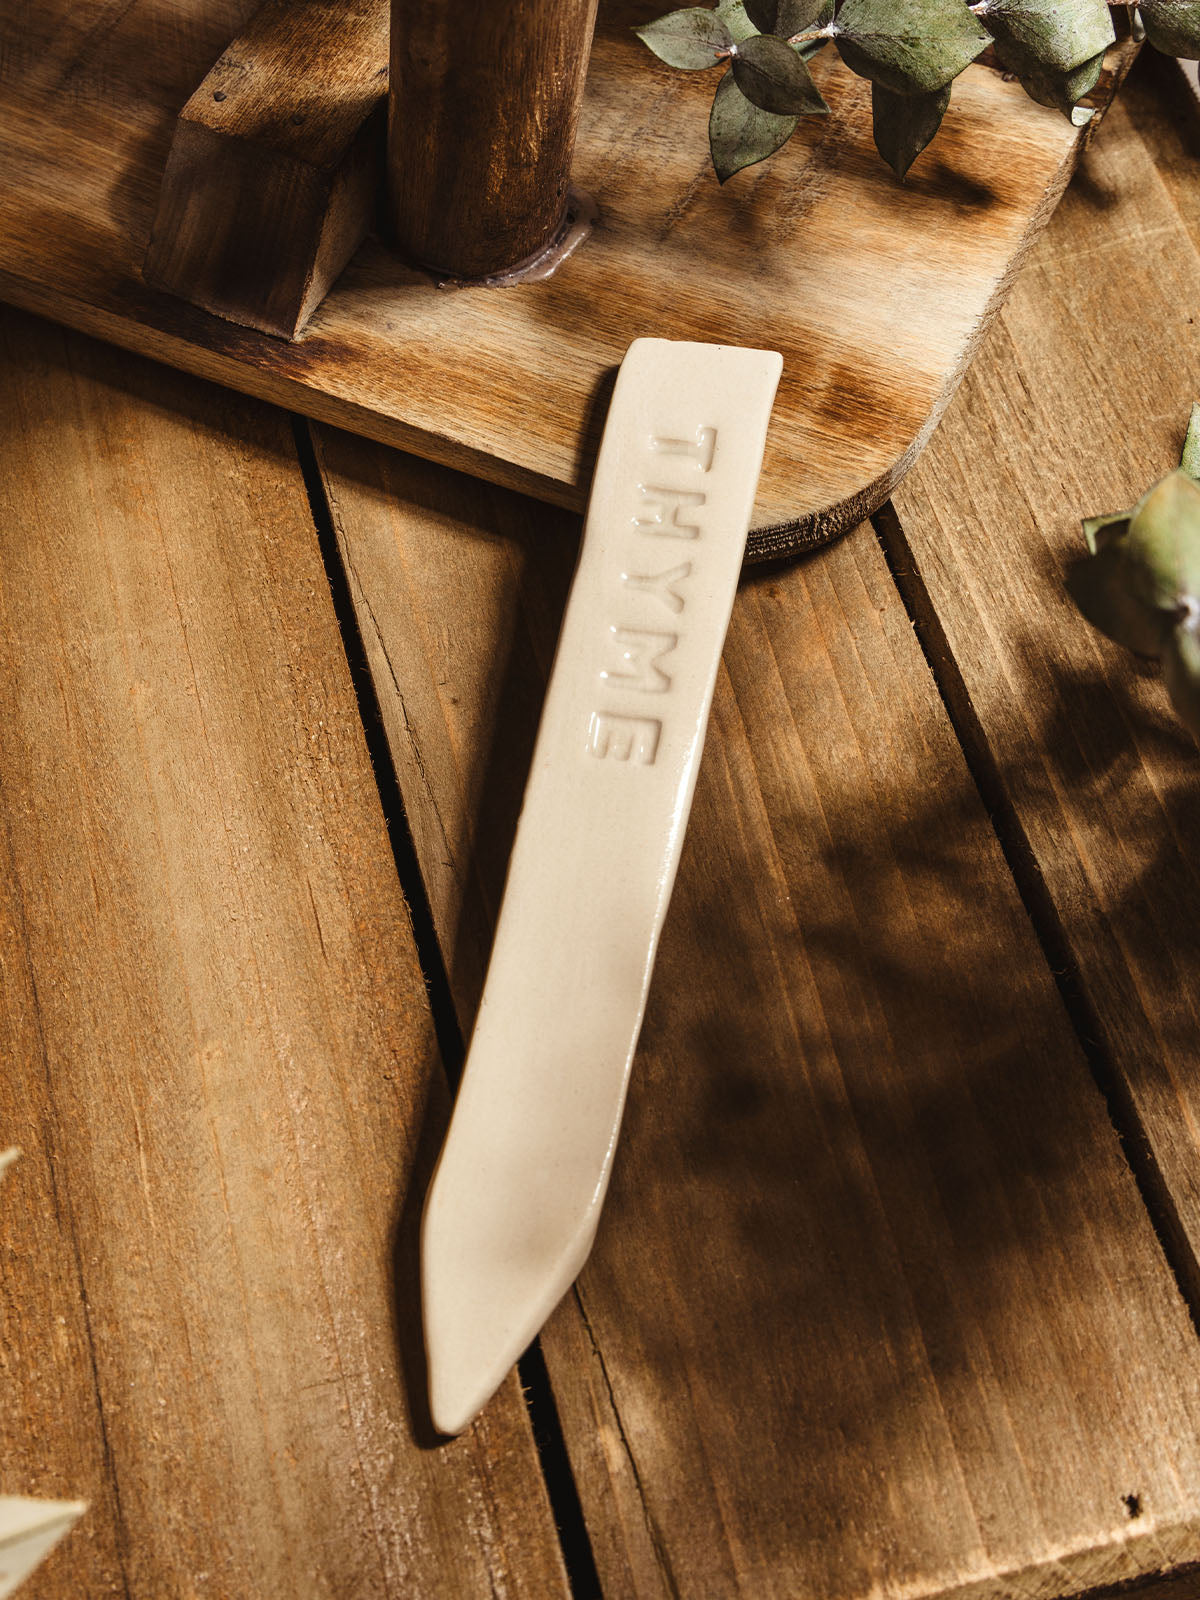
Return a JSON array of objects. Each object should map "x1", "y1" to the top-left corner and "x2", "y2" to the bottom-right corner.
[{"x1": 387, "y1": 0, "x2": 599, "y2": 279}]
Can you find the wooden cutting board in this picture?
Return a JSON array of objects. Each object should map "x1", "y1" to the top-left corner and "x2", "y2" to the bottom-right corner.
[{"x1": 0, "y1": 0, "x2": 1132, "y2": 558}]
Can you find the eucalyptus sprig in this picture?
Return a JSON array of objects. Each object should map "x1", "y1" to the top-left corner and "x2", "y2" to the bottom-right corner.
[
  {"x1": 1069, "y1": 404, "x2": 1200, "y2": 738},
  {"x1": 636, "y1": 2, "x2": 1200, "y2": 182}
]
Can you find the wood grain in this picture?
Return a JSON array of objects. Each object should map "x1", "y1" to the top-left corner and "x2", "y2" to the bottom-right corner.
[
  {"x1": 0, "y1": 0, "x2": 1131, "y2": 554},
  {"x1": 0, "y1": 306, "x2": 568, "y2": 1600},
  {"x1": 890, "y1": 60, "x2": 1200, "y2": 1304},
  {"x1": 312, "y1": 424, "x2": 1200, "y2": 1599},
  {"x1": 144, "y1": 0, "x2": 389, "y2": 339},
  {"x1": 388, "y1": 0, "x2": 598, "y2": 277}
]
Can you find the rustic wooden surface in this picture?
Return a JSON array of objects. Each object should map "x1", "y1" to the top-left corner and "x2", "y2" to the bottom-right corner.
[
  {"x1": 310, "y1": 419, "x2": 1200, "y2": 1597},
  {"x1": 0, "y1": 0, "x2": 1129, "y2": 552},
  {"x1": 143, "y1": 0, "x2": 389, "y2": 339},
  {"x1": 388, "y1": 0, "x2": 599, "y2": 277},
  {"x1": 892, "y1": 58, "x2": 1200, "y2": 1312},
  {"x1": 7, "y1": 29, "x2": 1200, "y2": 1600},
  {"x1": 0, "y1": 307, "x2": 568, "y2": 1599}
]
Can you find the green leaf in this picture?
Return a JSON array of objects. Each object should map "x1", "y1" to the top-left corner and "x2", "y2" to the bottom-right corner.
[
  {"x1": 978, "y1": 0, "x2": 1114, "y2": 73},
  {"x1": 1067, "y1": 546, "x2": 1174, "y2": 656},
  {"x1": 1081, "y1": 511, "x2": 1131, "y2": 554},
  {"x1": 871, "y1": 81, "x2": 951, "y2": 176},
  {"x1": 744, "y1": 0, "x2": 827, "y2": 35},
  {"x1": 834, "y1": 0, "x2": 990, "y2": 95},
  {"x1": 979, "y1": 0, "x2": 1111, "y2": 118},
  {"x1": 1163, "y1": 618, "x2": 1200, "y2": 737},
  {"x1": 635, "y1": 7, "x2": 732, "y2": 69},
  {"x1": 716, "y1": 0, "x2": 762, "y2": 43},
  {"x1": 709, "y1": 68, "x2": 800, "y2": 179},
  {"x1": 1139, "y1": 0, "x2": 1200, "y2": 59},
  {"x1": 1181, "y1": 402, "x2": 1200, "y2": 480},
  {"x1": 1124, "y1": 469, "x2": 1200, "y2": 609},
  {"x1": 731, "y1": 31, "x2": 831, "y2": 112},
  {"x1": 1004, "y1": 47, "x2": 1105, "y2": 119}
]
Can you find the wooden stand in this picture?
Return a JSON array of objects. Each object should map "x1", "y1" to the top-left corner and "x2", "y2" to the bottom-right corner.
[
  {"x1": 0, "y1": 1, "x2": 1135, "y2": 559},
  {"x1": 143, "y1": 0, "x2": 389, "y2": 340}
]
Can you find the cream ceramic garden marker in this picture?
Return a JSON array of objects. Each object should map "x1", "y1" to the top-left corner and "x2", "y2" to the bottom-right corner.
[
  {"x1": 422, "y1": 337, "x2": 782, "y2": 1435},
  {"x1": 0, "y1": 1498, "x2": 88, "y2": 1599},
  {"x1": 0, "y1": 1152, "x2": 87, "y2": 1597}
]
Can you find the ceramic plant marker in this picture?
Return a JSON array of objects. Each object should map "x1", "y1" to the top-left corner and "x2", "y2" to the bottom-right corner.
[
  {"x1": 0, "y1": 1155, "x2": 88, "y2": 1595},
  {"x1": 0, "y1": 1498, "x2": 88, "y2": 1599},
  {"x1": 422, "y1": 336, "x2": 782, "y2": 1435}
]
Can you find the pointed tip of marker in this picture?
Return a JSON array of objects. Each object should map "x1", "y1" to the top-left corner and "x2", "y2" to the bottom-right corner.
[
  {"x1": 422, "y1": 1238, "x2": 552, "y2": 1439},
  {"x1": 427, "y1": 1347, "x2": 507, "y2": 1440},
  {"x1": 421, "y1": 1158, "x2": 601, "y2": 1437}
]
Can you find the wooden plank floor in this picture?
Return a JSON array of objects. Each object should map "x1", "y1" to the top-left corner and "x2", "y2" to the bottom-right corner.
[
  {"x1": 6, "y1": 43, "x2": 1200, "y2": 1600},
  {"x1": 891, "y1": 56, "x2": 1200, "y2": 1309},
  {"x1": 0, "y1": 311, "x2": 568, "y2": 1599},
  {"x1": 310, "y1": 461, "x2": 1200, "y2": 1596}
]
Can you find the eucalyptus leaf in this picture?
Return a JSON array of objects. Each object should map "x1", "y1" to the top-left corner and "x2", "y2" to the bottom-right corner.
[
  {"x1": 732, "y1": 31, "x2": 831, "y2": 112},
  {"x1": 1138, "y1": 0, "x2": 1200, "y2": 59},
  {"x1": 1006, "y1": 47, "x2": 1105, "y2": 119},
  {"x1": 716, "y1": 0, "x2": 762, "y2": 44},
  {"x1": 978, "y1": 0, "x2": 1114, "y2": 72},
  {"x1": 1163, "y1": 618, "x2": 1200, "y2": 737},
  {"x1": 1124, "y1": 469, "x2": 1200, "y2": 609},
  {"x1": 744, "y1": 0, "x2": 827, "y2": 35},
  {"x1": 871, "y1": 82, "x2": 951, "y2": 176},
  {"x1": 834, "y1": 0, "x2": 990, "y2": 95},
  {"x1": 709, "y1": 68, "x2": 800, "y2": 178},
  {"x1": 1181, "y1": 401, "x2": 1200, "y2": 480},
  {"x1": 1067, "y1": 546, "x2": 1174, "y2": 656},
  {"x1": 742, "y1": 0, "x2": 810, "y2": 33},
  {"x1": 636, "y1": 7, "x2": 732, "y2": 69},
  {"x1": 1081, "y1": 511, "x2": 1131, "y2": 554}
]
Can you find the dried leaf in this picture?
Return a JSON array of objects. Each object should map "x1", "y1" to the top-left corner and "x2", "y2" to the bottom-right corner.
[
  {"x1": 1005, "y1": 47, "x2": 1104, "y2": 119},
  {"x1": 744, "y1": 0, "x2": 827, "y2": 35},
  {"x1": 716, "y1": 0, "x2": 764, "y2": 43},
  {"x1": 834, "y1": 0, "x2": 990, "y2": 94},
  {"x1": 709, "y1": 68, "x2": 800, "y2": 178},
  {"x1": 636, "y1": 7, "x2": 733, "y2": 69},
  {"x1": 1139, "y1": 0, "x2": 1200, "y2": 58},
  {"x1": 731, "y1": 31, "x2": 831, "y2": 112},
  {"x1": 978, "y1": 0, "x2": 1114, "y2": 72},
  {"x1": 871, "y1": 81, "x2": 951, "y2": 175}
]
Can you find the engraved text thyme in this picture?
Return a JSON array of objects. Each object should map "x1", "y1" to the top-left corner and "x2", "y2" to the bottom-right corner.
[{"x1": 588, "y1": 426, "x2": 717, "y2": 766}]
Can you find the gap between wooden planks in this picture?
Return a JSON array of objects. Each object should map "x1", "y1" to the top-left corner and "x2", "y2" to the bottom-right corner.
[
  {"x1": 890, "y1": 55, "x2": 1200, "y2": 1321},
  {"x1": 309, "y1": 429, "x2": 1200, "y2": 1597},
  {"x1": 0, "y1": 306, "x2": 569, "y2": 1599}
]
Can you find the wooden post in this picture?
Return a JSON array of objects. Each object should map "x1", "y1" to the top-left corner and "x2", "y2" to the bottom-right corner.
[{"x1": 387, "y1": 0, "x2": 599, "y2": 280}]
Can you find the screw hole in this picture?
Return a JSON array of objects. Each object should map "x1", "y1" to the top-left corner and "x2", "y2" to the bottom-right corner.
[{"x1": 1122, "y1": 1493, "x2": 1143, "y2": 1520}]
